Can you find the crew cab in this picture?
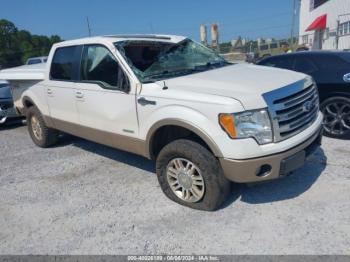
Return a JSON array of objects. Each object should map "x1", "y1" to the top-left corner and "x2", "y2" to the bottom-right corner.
[{"x1": 0, "y1": 35, "x2": 323, "y2": 210}]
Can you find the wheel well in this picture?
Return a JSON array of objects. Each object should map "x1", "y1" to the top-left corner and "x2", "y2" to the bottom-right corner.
[
  {"x1": 23, "y1": 98, "x2": 34, "y2": 109},
  {"x1": 319, "y1": 92, "x2": 350, "y2": 103},
  {"x1": 149, "y1": 125, "x2": 213, "y2": 160}
]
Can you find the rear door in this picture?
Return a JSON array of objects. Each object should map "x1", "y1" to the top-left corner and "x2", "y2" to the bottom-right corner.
[
  {"x1": 311, "y1": 54, "x2": 350, "y2": 101},
  {"x1": 46, "y1": 45, "x2": 82, "y2": 126}
]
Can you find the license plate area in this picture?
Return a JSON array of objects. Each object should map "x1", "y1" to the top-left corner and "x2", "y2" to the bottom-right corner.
[{"x1": 280, "y1": 150, "x2": 306, "y2": 176}]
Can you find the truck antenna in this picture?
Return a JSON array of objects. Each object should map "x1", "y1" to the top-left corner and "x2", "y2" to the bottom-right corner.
[{"x1": 86, "y1": 16, "x2": 92, "y2": 37}]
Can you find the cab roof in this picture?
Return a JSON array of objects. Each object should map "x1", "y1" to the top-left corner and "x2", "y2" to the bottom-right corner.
[{"x1": 53, "y1": 34, "x2": 187, "y2": 48}]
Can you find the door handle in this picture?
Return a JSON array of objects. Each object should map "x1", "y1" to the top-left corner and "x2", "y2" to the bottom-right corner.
[
  {"x1": 47, "y1": 88, "x2": 53, "y2": 95},
  {"x1": 75, "y1": 91, "x2": 84, "y2": 99},
  {"x1": 344, "y1": 73, "x2": 350, "y2": 83},
  {"x1": 137, "y1": 97, "x2": 156, "y2": 106}
]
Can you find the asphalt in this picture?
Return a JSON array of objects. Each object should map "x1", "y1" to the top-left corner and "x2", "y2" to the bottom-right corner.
[{"x1": 0, "y1": 122, "x2": 349, "y2": 255}]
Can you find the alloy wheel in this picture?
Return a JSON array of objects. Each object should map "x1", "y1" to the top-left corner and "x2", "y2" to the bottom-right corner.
[
  {"x1": 322, "y1": 101, "x2": 350, "y2": 136},
  {"x1": 31, "y1": 115, "x2": 43, "y2": 140},
  {"x1": 166, "y1": 158, "x2": 205, "y2": 203}
]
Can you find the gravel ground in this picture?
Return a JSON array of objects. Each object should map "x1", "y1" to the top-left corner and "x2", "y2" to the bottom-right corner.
[{"x1": 0, "y1": 122, "x2": 349, "y2": 255}]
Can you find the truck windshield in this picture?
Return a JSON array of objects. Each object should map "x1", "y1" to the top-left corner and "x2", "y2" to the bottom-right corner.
[{"x1": 115, "y1": 39, "x2": 229, "y2": 82}]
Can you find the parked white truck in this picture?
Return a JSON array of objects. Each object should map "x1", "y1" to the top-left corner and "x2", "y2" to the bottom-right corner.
[{"x1": 0, "y1": 35, "x2": 323, "y2": 210}]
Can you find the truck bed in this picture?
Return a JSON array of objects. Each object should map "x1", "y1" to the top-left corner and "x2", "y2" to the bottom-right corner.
[
  {"x1": 0, "y1": 64, "x2": 46, "y2": 114},
  {"x1": 0, "y1": 63, "x2": 46, "y2": 80}
]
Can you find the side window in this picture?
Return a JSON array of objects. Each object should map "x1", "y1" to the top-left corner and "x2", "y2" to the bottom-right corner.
[
  {"x1": 259, "y1": 58, "x2": 278, "y2": 67},
  {"x1": 260, "y1": 57, "x2": 294, "y2": 70},
  {"x1": 273, "y1": 58, "x2": 294, "y2": 70},
  {"x1": 294, "y1": 58, "x2": 318, "y2": 74},
  {"x1": 313, "y1": 55, "x2": 349, "y2": 71},
  {"x1": 80, "y1": 45, "x2": 129, "y2": 90},
  {"x1": 50, "y1": 46, "x2": 81, "y2": 81}
]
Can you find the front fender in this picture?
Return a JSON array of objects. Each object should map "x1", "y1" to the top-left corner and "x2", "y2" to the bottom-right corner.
[{"x1": 140, "y1": 105, "x2": 228, "y2": 158}]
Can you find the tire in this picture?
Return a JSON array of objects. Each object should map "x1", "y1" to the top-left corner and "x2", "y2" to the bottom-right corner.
[
  {"x1": 320, "y1": 96, "x2": 350, "y2": 139},
  {"x1": 26, "y1": 106, "x2": 59, "y2": 147},
  {"x1": 156, "y1": 139, "x2": 231, "y2": 211}
]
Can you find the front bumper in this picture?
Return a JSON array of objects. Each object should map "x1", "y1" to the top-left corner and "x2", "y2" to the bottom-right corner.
[
  {"x1": 0, "y1": 99, "x2": 18, "y2": 124},
  {"x1": 219, "y1": 125, "x2": 323, "y2": 183}
]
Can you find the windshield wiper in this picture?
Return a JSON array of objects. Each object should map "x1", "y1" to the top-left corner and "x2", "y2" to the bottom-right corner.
[{"x1": 143, "y1": 68, "x2": 199, "y2": 82}]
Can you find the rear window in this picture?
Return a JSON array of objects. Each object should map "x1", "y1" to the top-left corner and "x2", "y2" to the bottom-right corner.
[{"x1": 50, "y1": 46, "x2": 81, "y2": 81}]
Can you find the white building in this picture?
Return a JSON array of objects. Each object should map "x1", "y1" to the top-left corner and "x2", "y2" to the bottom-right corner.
[{"x1": 299, "y1": 0, "x2": 350, "y2": 50}]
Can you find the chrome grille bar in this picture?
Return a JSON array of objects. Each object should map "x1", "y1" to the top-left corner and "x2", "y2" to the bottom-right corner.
[{"x1": 263, "y1": 78, "x2": 319, "y2": 142}]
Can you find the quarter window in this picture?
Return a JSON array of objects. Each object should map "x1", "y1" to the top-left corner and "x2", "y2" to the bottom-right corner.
[
  {"x1": 50, "y1": 46, "x2": 81, "y2": 80},
  {"x1": 80, "y1": 45, "x2": 122, "y2": 89}
]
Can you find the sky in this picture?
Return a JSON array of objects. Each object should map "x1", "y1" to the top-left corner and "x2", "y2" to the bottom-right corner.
[{"x1": 0, "y1": 0, "x2": 300, "y2": 42}]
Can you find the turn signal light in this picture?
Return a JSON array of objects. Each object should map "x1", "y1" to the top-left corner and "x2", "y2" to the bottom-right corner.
[{"x1": 219, "y1": 114, "x2": 237, "y2": 138}]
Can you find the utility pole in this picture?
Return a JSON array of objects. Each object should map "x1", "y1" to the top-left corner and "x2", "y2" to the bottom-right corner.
[
  {"x1": 290, "y1": 0, "x2": 297, "y2": 47},
  {"x1": 86, "y1": 16, "x2": 92, "y2": 37},
  {"x1": 336, "y1": 19, "x2": 340, "y2": 50}
]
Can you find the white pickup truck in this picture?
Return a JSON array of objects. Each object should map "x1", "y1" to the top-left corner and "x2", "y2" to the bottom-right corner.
[{"x1": 0, "y1": 35, "x2": 323, "y2": 210}]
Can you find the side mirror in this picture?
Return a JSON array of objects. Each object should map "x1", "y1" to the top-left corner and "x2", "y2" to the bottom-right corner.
[{"x1": 344, "y1": 73, "x2": 350, "y2": 83}]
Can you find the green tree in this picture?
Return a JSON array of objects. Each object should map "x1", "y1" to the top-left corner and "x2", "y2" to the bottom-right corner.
[{"x1": 0, "y1": 19, "x2": 63, "y2": 68}]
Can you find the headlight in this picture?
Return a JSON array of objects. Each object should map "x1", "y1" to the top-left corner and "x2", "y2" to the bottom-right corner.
[{"x1": 219, "y1": 109, "x2": 273, "y2": 144}]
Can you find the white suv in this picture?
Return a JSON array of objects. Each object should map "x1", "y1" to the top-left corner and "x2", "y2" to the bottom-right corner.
[{"x1": 0, "y1": 35, "x2": 323, "y2": 210}]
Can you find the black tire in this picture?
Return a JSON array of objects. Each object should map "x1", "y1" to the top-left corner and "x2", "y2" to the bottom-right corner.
[
  {"x1": 156, "y1": 139, "x2": 231, "y2": 211},
  {"x1": 320, "y1": 96, "x2": 350, "y2": 139},
  {"x1": 26, "y1": 106, "x2": 59, "y2": 147}
]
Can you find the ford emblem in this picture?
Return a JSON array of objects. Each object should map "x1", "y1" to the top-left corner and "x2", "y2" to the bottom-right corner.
[{"x1": 302, "y1": 101, "x2": 312, "y2": 112}]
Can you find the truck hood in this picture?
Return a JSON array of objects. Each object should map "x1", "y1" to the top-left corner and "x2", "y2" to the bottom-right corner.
[{"x1": 159, "y1": 64, "x2": 306, "y2": 110}]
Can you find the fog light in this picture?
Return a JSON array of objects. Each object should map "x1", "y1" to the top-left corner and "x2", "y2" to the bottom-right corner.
[{"x1": 256, "y1": 164, "x2": 272, "y2": 177}]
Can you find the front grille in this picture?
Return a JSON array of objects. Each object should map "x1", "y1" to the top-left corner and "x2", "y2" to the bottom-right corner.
[{"x1": 263, "y1": 79, "x2": 319, "y2": 142}]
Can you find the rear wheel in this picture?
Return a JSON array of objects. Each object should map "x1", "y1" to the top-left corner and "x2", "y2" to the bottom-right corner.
[
  {"x1": 27, "y1": 106, "x2": 59, "y2": 147},
  {"x1": 320, "y1": 96, "x2": 350, "y2": 139},
  {"x1": 156, "y1": 139, "x2": 231, "y2": 211}
]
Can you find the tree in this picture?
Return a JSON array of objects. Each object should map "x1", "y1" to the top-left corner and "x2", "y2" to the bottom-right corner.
[
  {"x1": 0, "y1": 19, "x2": 17, "y2": 49},
  {"x1": 0, "y1": 19, "x2": 63, "y2": 68}
]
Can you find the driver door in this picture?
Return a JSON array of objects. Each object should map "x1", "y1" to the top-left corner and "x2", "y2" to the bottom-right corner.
[{"x1": 75, "y1": 44, "x2": 139, "y2": 149}]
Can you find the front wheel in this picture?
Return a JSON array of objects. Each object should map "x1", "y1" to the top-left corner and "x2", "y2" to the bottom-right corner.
[
  {"x1": 320, "y1": 96, "x2": 350, "y2": 139},
  {"x1": 156, "y1": 139, "x2": 231, "y2": 211}
]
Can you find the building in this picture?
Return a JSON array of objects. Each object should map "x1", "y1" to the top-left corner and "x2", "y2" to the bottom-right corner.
[{"x1": 299, "y1": 0, "x2": 350, "y2": 50}]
